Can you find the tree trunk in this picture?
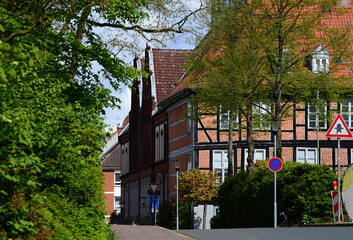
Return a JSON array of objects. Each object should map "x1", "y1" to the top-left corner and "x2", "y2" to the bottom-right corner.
[
  {"x1": 274, "y1": 96, "x2": 282, "y2": 159},
  {"x1": 203, "y1": 202, "x2": 208, "y2": 230},
  {"x1": 228, "y1": 112, "x2": 234, "y2": 177},
  {"x1": 246, "y1": 104, "x2": 255, "y2": 175}
]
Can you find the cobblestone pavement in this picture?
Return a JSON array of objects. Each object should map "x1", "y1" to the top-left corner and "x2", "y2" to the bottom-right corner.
[{"x1": 111, "y1": 225, "x2": 196, "y2": 240}]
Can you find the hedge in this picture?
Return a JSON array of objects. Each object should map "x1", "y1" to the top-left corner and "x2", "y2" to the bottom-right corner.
[{"x1": 213, "y1": 162, "x2": 336, "y2": 228}]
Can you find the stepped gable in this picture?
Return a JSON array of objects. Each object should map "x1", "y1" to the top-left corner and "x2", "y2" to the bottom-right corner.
[{"x1": 152, "y1": 49, "x2": 193, "y2": 103}]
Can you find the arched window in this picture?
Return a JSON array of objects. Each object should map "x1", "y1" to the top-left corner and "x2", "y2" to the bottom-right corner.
[{"x1": 156, "y1": 174, "x2": 163, "y2": 201}]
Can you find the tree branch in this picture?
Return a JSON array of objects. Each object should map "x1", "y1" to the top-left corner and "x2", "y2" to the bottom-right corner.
[
  {"x1": 3, "y1": 0, "x2": 58, "y2": 43},
  {"x1": 88, "y1": 6, "x2": 205, "y2": 34}
]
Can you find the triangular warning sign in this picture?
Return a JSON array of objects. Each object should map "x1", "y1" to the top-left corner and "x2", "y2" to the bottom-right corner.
[
  {"x1": 326, "y1": 114, "x2": 353, "y2": 138},
  {"x1": 148, "y1": 184, "x2": 160, "y2": 194}
]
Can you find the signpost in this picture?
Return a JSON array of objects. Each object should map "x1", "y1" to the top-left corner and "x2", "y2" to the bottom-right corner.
[
  {"x1": 268, "y1": 157, "x2": 283, "y2": 172},
  {"x1": 326, "y1": 114, "x2": 353, "y2": 223},
  {"x1": 268, "y1": 157, "x2": 283, "y2": 228},
  {"x1": 148, "y1": 184, "x2": 160, "y2": 226}
]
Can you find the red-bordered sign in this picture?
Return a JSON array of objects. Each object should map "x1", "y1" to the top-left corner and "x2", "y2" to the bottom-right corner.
[
  {"x1": 148, "y1": 184, "x2": 160, "y2": 194},
  {"x1": 326, "y1": 114, "x2": 353, "y2": 138},
  {"x1": 268, "y1": 157, "x2": 283, "y2": 172}
]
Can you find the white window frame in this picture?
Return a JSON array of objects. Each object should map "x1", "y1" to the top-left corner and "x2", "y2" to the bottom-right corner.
[
  {"x1": 297, "y1": 148, "x2": 317, "y2": 164},
  {"x1": 114, "y1": 171, "x2": 121, "y2": 186},
  {"x1": 253, "y1": 102, "x2": 271, "y2": 130},
  {"x1": 311, "y1": 45, "x2": 330, "y2": 74},
  {"x1": 308, "y1": 101, "x2": 327, "y2": 129},
  {"x1": 219, "y1": 109, "x2": 239, "y2": 130},
  {"x1": 341, "y1": 99, "x2": 353, "y2": 129},
  {"x1": 244, "y1": 149, "x2": 266, "y2": 170},
  {"x1": 213, "y1": 150, "x2": 229, "y2": 183},
  {"x1": 114, "y1": 196, "x2": 121, "y2": 211}
]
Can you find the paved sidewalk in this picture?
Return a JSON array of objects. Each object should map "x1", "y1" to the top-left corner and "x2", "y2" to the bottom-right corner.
[{"x1": 111, "y1": 225, "x2": 196, "y2": 240}]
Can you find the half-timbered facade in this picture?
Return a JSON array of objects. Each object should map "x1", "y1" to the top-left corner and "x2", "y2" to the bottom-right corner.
[{"x1": 119, "y1": 4, "x2": 353, "y2": 226}]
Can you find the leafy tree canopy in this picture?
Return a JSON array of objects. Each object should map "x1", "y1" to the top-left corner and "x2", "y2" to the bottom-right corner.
[{"x1": 0, "y1": 0, "x2": 203, "y2": 238}]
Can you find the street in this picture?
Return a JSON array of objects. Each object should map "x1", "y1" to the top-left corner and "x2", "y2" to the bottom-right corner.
[
  {"x1": 111, "y1": 225, "x2": 353, "y2": 240},
  {"x1": 179, "y1": 226, "x2": 353, "y2": 240}
]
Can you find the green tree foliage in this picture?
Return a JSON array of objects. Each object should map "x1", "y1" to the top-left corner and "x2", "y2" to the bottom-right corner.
[
  {"x1": 0, "y1": 36, "x2": 110, "y2": 239},
  {"x1": 0, "y1": 1, "x2": 202, "y2": 239},
  {"x1": 178, "y1": 169, "x2": 219, "y2": 229},
  {"x1": 190, "y1": 0, "x2": 352, "y2": 173},
  {"x1": 190, "y1": 1, "x2": 268, "y2": 175},
  {"x1": 215, "y1": 162, "x2": 336, "y2": 228}
]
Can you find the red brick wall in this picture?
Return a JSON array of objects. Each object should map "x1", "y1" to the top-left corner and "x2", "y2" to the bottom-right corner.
[
  {"x1": 103, "y1": 171, "x2": 115, "y2": 217},
  {"x1": 169, "y1": 104, "x2": 192, "y2": 152}
]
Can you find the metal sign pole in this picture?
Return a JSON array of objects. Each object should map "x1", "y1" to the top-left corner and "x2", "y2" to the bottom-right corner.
[
  {"x1": 154, "y1": 197, "x2": 156, "y2": 226},
  {"x1": 176, "y1": 170, "x2": 179, "y2": 230},
  {"x1": 338, "y1": 137, "x2": 341, "y2": 222},
  {"x1": 274, "y1": 171, "x2": 277, "y2": 228},
  {"x1": 274, "y1": 134, "x2": 277, "y2": 228},
  {"x1": 325, "y1": 114, "x2": 353, "y2": 222}
]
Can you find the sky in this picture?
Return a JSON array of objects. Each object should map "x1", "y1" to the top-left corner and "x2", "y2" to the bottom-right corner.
[{"x1": 101, "y1": 1, "x2": 207, "y2": 130}]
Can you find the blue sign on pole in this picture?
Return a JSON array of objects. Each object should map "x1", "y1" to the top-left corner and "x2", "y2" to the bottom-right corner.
[
  {"x1": 268, "y1": 157, "x2": 283, "y2": 172},
  {"x1": 150, "y1": 195, "x2": 159, "y2": 208}
]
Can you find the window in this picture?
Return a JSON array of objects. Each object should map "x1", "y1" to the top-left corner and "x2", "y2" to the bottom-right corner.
[
  {"x1": 114, "y1": 196, "x2": 121, "y2": 211},
  {"x1": 308, "y1": 101, "x2": 327, "y2": 129},
  {"x1": 297, "y1": 148, "x2": 317, "y2": 164},
  {"x1": 115, "y1": 172, "x2": 121, "y2": 186},
  {"x1": 341, "y1": 99, "x2": 353, "y2": 129},
  {"x1": 219, "y1": 108, "x2": 239, "y2": 130},
  {"x1": 309, "y1": 45, "x2": 330, "y2": 74},
  {"x1": 155, "y1": 124, "x2": 164, "y2": 162},
  {"x1": 187, "y1": 153, "x2": 193, "y2": 170},
  {"x1": 187, "y1": 103, "x2": 193, "y2": 133},
  {"x1": 121, "y1": 143, "x2": 129, "y2": 175},
  {"x1": 244, "y1": 149, "x2": 266, "y2": 170},
  {"x1": 253, "y1": 102, "x2": 271, "y2": 130},
  {"x1": 213, "y1": 150, "x2": 229, "y2": 183}
]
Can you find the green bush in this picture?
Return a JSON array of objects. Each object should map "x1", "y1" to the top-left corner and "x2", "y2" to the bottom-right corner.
[
  {"x1": 158, "y1": 202, "x2": 194, "y2": 230},
  {"x1": 42, "y1": 192, "x2": 110, "y2": 240},
  {"x1": 210, "y1": 214, "x2": 221, "y2": 229},
  {"x1": 217, "y1": 162, "x2": 336, "y2": 227}
]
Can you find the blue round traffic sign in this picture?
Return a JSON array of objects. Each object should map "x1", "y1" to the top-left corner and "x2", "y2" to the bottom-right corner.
[
  {"x1": 268, "y1": 157, "x2": 283, "y2": 172},
  {"x1": 150, "y1": 195, "x2": 158, "y2": 203}
]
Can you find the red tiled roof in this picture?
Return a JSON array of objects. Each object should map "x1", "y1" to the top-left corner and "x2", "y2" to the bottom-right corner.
[
  {"x1": 102, "y1": 146, "x2": 121, "y2": 170},
  {"x1": 122, "y1": 115, "x2": 129, "y2": 129},
  {"x1": 152, "y1": 49, "x2": 193, "y2": 103},
  {"x1": 172, "y1": 6, "x2": 353, "y2": 92},
  {"x1": 320, "y1": 7, "x2": 353, "y2": 77}
]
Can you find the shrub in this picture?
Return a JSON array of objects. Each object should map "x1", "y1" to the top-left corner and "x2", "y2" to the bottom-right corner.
[
  {"x1": 158, "y1": 202, "x2": 194, "y2": 229},
  {"x1": 217, "y1": 162, "x2": 336, "y2": 227}
]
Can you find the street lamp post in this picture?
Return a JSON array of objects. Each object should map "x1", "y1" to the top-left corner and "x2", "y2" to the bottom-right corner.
[{"x1": 175, "y1": 160, "x2": 179, "y2": 230}]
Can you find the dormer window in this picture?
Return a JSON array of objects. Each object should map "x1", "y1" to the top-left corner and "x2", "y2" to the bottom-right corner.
[{"x1": 309, "y1": 45, "x2": 330, "y2": 74}]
